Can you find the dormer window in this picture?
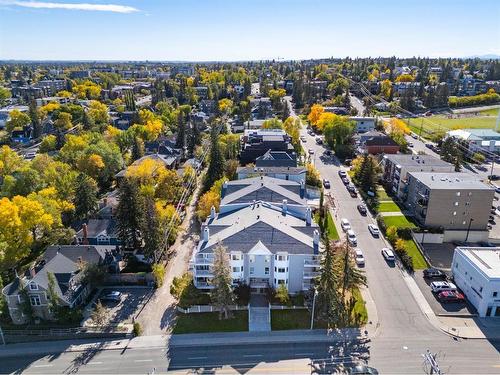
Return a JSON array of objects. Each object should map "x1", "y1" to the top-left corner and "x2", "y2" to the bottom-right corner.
[{"x1": 29, "y1": 282, "x2": 38, "y2": 290}]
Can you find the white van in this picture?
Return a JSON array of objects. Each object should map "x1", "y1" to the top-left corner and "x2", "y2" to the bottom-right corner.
[
  {"x1": 347, "y1": 230, "x2": 357, "y2": 246},
  {"x1": 341, "y1": 218, "x2": 351, "y2": 232},
  {"x1": 430, "y1": 281, "x2": 457, "y2": 293}
]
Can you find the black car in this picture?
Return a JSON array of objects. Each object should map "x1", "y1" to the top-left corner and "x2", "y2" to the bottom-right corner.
[
  {"x1": 423, "y1": 268, "x2": 445, "y2": 279},
  {"x1": 323, "y1": 179, "x2": 331, "y2": 189},
  {"x1": 357, "y1": 204, "x2": 367, "y2": 215},
  {"x1": 342, "y1": 177, "x2": 349, "y2": 185},
  {"x1": 350, "y1": 365, "x2": 379, "y2": 375}
]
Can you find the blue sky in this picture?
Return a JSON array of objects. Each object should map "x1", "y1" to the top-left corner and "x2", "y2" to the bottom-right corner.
[{"x1": 0, "y1": 0, "x2": 499, "y2": 61}]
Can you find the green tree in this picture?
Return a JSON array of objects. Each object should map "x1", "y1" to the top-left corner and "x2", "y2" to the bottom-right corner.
[
  {"x1": 82, "y1": 110, "x2": 95, "y2": 131},
  {"x1": 323, "y1": 116, "x2": 355, "y2": 157},
  {"x1": 29, "y1": 100, "x2": 42, "y2": 139},
  {"x1": 73, "y1": 173, "x2": 98, "y2": 220},
  {"x1": 47, "y1": 272, "x2": 60, "y2": 317},
  {"x1": 0, "y1": 86, "x2": 11, "y2": 106},
  {"x1": 116, "y1": 178, "x2": 144, "y2": 249},
  {"x1": 6, "y1": 109, "x2": 30, "y2": 134},
  {"x1": 210, "y1": 243, "x2": 234, "y2": 320},
  {"x1": 315, "y1": 237, "x2": 340, "y2": 327},
  {"x1": 275, "y1": 284, "x2": 290, "y2": 305},
  {"x1": 131, "y1": 137, "x2": 145, "y2": 162},
  {"x1": 141, "y1": 194, "x2": 166, "y2": 263},
  {"x1": 204, "y1": 126, "x2": 225, "y2": 191},
  {"x1": 335, "y1": 238, "x2": 367, "y2": 301},
  {"x1": 152, "y1": 263, "x2": 165, "y2": 288},
  {"x1": 261, "y1": 117, "x2": 283, "y2": 129}
]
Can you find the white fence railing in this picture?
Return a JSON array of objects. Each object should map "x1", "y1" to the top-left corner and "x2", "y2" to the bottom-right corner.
[
  {"x1": 177, "y1": 305, "x2": 248, "y2": 314},
  {"x1": 270, "y1": 305, "x2": 308, "y2": 310}
]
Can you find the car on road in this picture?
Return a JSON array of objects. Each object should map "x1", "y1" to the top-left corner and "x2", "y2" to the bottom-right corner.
[
  {"x1": 323, "y1": 179, "x2": 331, "y2": 189},
  {"x1": 300, "y1": 135, "x2": 307, "y2": 142},
  {"x1": 308, "y1": 148, "x2": 314, "y2": 155},
  {"x1": 100, "y1": 291, "x2": 122, "y2": 302},
  {"x1": 315, "y1": 137, "x2": 323, "y2": 145},
  {"x1": 342, "y1": 177, "x2": 350, "y2": 185},
  {"x1": 430, "y1": 281, "x2": 457, "y2": 293},
  {"x1": 425, "y1": 143, "x2": 433, "y2": 149},
  {"x1": 381, "y1": 248, "x2": 395, "y2": 262},
  {"x1": 24, "y1": 152, "x2": 37, "y2": 160},
  {"x1": 357, "y1": 204, "x2": 367, "y2": 215},
  {"x1": 411, "y1": 133, "x2": 418, "y2": 139},
  {"x1": 347, "y1": 229, "x2": 357, "y2": 246},
  {"x1": 488, "y1": 175, "x2": 500, "y2": 181},
  {"x1": 323, "y1": 149, "x2": 332, "y2": 156},
  {"x1": 354, "y1": 249, "x2": 365, "y2": 266},
  {"x1": 495, "y1": 187, "x2": 500, "y2": 194},
  {"x1": 349, "y1": 365, "x2": 379, "y2": 375},
  {"x1": 368, "y1": 224, "x2": 380, "y2": 237},
  {"x1": 423, "y1": 268, "x2": 446, "y2": 279},
  {"x1": 338, "y1": 170, "x2": 347, "y2": 178},
  {"x1": 408, "y1": 142, "x2": 414, "y2": 148},
  {"x1": 437, "y1": 290, "x2": 465, "y2": 303},
  {"x1": 344, "y1": 158, "x2": 353, "y2": 166},
  {"x1": 341, "y1": 218, "x2": 351, "y2": 232}
]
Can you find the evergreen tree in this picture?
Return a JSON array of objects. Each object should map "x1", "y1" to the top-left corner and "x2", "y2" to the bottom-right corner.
[
  {"x1": 47, "y1": 272, "x2": 60, "y2": 317},
  {"x1": 175, "y1": 111, "x2": 186, "y2": 150},
  {"x1": 281, "y1": 100, "x2": 290, "y2": 121},
  {"x1": 141, "y1": 194, "x2": 166, "y2": 263},
  {"x1": 315, "y1": 237, "x2": 340, "y2": 327},
  {"x1": 73, "y1": 173, "x2": 99, "y2": 220},
  {"x1": 210, "y1": 243, "x2": 234, "y2": 320},
  {"x1": 116, "y1": 178, "x2": 144, "y2": 249},
  {"x1": 29, "y1": 99, "x2": 42, "y2": 139},
  {"x1": 335, "y1": 238, "x2": 367, "y2": 301},
  {"x1": 187, "y1": 121, "x2": 200, "y2": 155},
  {"x1": 131, "y1": 136, "x2": 145, "y2": 162},
  {"x1": 203, "y1": 125, "x2": 225, "y2": 191}
]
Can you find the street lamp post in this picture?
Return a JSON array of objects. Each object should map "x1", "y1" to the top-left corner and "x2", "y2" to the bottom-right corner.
[
  {"x1": 465, "y1": 218, "x2": 474, "y2": 243},
  {"x1": 421, "y1": 229, "x2": 429, "y2": 245},
  {"x1": 310, "y1": 289, "x2": 318, "y2": 330},
  {"x1": 0, "y1": 325, "x2": 5, "y2": 345}
]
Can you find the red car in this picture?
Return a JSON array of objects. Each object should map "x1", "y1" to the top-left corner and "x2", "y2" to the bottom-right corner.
[{"x1": 437, "y1": 291, "x2": 465, "y2": 303}]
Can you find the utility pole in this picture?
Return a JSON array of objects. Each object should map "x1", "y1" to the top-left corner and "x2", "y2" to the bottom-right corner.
[
  {"x1": 310, "y1": 289, "x2": 318, "y2": 330},
  {"x1": 422, "y1": 349, "x2": 442, "y2": 374}
]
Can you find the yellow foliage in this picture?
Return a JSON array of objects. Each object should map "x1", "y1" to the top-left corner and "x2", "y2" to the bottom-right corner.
[
  {"x1": 384, "y1": 118, "x2": 410, "y2": 135},
  {"x1": 0, "y1": 145, "x2": 24, "y2": 176},
  {"x1": 197, "y1": 191, "x2": 220, "y2": 220},
  {"x1": 395, "y1": 74, "x2": 414, "y2": 83},
  {"x1": 218, "y1": 98, "x2": 233, "y2": 113},
  {"x1": 104, "y1": 125, "x2": 122, "y2": 141},
  {"x1": 39, "y1": 101, "x2": 61, "y2": 116},
  {"x1": 144, "y1": 119, "x2": 163, "y2": 141},
  {"x1": 186, "y1": 77, "x2": 195, "y2": 87},
  {"x1": 307, "y1": 104, "x2": 324, "y2": 127},
  {"x1": 126, "y1": 158, "x2": 167, "y2": 185},
  {"x1": 316, "y1": 112, "x2": 338, "y2": 132},
  {"x1": 56, "y1": 90, "x2": 72, "y2": 98}
]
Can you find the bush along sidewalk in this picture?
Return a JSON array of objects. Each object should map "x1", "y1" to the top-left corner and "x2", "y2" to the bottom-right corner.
[{"x1": 384, "y1": 225, "x2": 414, "y2": 272}]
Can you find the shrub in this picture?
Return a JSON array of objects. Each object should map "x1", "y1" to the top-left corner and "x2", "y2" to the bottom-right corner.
[
  {"x1": 152, "y1": 263, "x2": 165, "y2": 288},
  {"x1": 133, "y1": 321, "x2": 143, "y2": 336},
  {"x1": 397, "y1": 250, "x2": 414, "y2": 272},
  {"x1": 397, "y1": 227, "x2": 413, "y2": 240},
  {"x1": 386, "y1": 226, "x2": 398, "y2": 244},
  {"x1": 376, "y1": 215, "x2": 386, "y2": 234},
  {"x1": 171, "y1": 272, "x2": 211, "y2": 308},
  {"x1": 275, "y1": 284, "x2": 291, "y2": 305},
  {"x1": 395, "y1": 238, "x2": 408, "y2": 253}
]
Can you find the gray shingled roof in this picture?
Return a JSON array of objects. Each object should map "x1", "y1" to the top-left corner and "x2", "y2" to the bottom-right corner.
[{"x1": 198, "y1": 202, "x2": 318, "y2": 255}]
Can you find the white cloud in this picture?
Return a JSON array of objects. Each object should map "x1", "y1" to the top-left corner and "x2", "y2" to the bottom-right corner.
[{"x1": 2, "y1": 1, "x2": 139, "y2": 13}]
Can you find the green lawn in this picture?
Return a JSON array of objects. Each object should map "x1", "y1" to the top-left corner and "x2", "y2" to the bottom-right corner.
[
  {"x1": 325, "y1": 212, "x2": 340, "y2": 240},
  {"x1": 271, "y1": 309, "x2": 311, "y2": 330},
  {"x1": 351, "y1": 288, "x2": 368, "y2": 326},
  {"x1": 480, "y1": 108, "x2": 500, "y2": 116},
  {"x1": 376, "y1": 187, "x2": 391, "y2": 202},
  {"x1": 382, "y1": 215, "x2": 416, "y2": 229},
  {"x1": 377, "y1": 201, "x2": 401, "y2": 213},
  {"x1": 404, "y1": 239, "x2": 429, "y2": 270},
  {"x1": 406, "y1": 114, "x2": 497, "y2": 138},
  {"x1": 173, "y1": 311, "x2": 248, "y2": 334}
]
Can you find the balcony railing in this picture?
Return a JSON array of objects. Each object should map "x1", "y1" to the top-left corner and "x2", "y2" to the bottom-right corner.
[
  {"x1": 304, "y1": 257, "x2": 320, "y2": 266},
  {"x1": 195, "y1": 282, "x2": 212, "y2": 288},
  {"x1": 195, "y1": 269, "x2": 213, "y2": 276},
  {"x1": 303, "y1": 271, "x2": 320, "y2": 278},
  {"x1": 194, "y1": 257, "x2": 214, "y2": 265}
]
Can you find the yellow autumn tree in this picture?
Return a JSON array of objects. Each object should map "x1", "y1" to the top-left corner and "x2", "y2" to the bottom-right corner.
[
  {"x1": 126, "y1": 158, "x2": 167, "y2": 185},
  {"x1": 77, "y1": 153, "x2": 105, "y2": 179},
  {"x1": 307, "y1": 104, "x2": 324, "y2": 128},
  {"x1": 316, "y1": 112, "x2": 338, "y2": 133},
  {"x1": 384, "y1": 118, "x2": 410, "y2": 135},
  {"x1": 218, "y1": 98, "x2": 233, "y2": 113},
  {"x1": 155, "y1": 168, "x2": 183, "y2": 203},
  {"x1": 196, "y1": 191, "x2": 220, "y2": 221},
  {"x1": 395, "y1": 74, "x2": 414, "y2": 82}
]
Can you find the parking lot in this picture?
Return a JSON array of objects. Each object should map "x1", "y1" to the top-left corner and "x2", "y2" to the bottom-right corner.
[
  {"x1": 413, "y1": 270, "x2": 477, "y2": 317},
  {"x1": 421, "y1": 243, "x2": 456, "y2": 270},
  {"x1": 90, "y1": 287, "x2": 153, "y2": 324}
]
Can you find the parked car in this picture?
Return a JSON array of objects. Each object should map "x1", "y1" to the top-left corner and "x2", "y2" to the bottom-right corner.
[
  {"x1": 368, "y1": 224, "x2": 380, "y2": 237},
  {"x1": 349, "y1": 365, "x2": 379, "y2": 375},
  {"x1": 495, "y1": 187, "x2": 500, "y2": 194},
  {"x1": 342, "y1": 177, "x2": 350, "y2": 185},
  {"x1": 423, "y1": 268, "x2": 446, "y2": 279},
  {"x1": 425, "y1": 143, "x2": 433, "y2": 149},
  {"x1": 430, "y1": 281, "x2": 457, "y2": 293},
  {"x1": 411, "y1": 133, "x2": 418, "y2": 139},
  {"x1": 100, "y1": 291, "x2": 122, "y2": 302},
  {"x1": 437, "y1": 290, "x2": 465, "y2": 303},
  {"x1": 323, "y1": 149, "x2": 332, "y2": 156},
  {"x1": 408, "y1": 142, "x2": 414, "y2": 148},
  {"x1": 381, "y1": 248, "x2": 395, "y2": 262},
  {"x1": 338, "y1": 170, "x2": 347, "y2": 178},
  {"x1": 357, "y1": 204, "x2": 367, "y2": 215},
  {"x1": 349, "y1": 188, "x2": 358, "y2": 198},
  {"x1": 308, "y1": 149, "x2": 314, "y2": 155},
  {"x1": 315, "y1": 137, "x2": 323, "y2": 145},
  {"x1": 341, "y1": 218, "x2": 351, "y2": 232},
  {"x1": 300, "y1": 135, "x2": 307, "y2": 142},
  {"x1": 354, "y1": 249, "x2": 365, "y2": 266},
  {"x1": 488, "y1": 175, "x2": 500, "y2": 181},
  {"x1": 323, "y1": 179, "x2": 331, "y2": 189},
  {"x1": 347, "y1": 230, "x2": 357, "y2": 246}
]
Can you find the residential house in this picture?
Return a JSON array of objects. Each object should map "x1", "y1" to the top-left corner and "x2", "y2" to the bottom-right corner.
[
  {"x1": 69, "y1": 70, "x2": 91, "y2": 79},
  {"x1": 381, "y1": 154, "x2": 454, "y2": 198},
  {"x1": 452, "y1": 247, "x2": 500, "y2": 317},
  {"x1": 76, "y1": 219, "x2": 120, "y2": 246},
  {"x1": 2, "y1": 245, "x2": 117, "y2": 324},
  {"x1": 360, "y1": 132, "x2": 399, "y2": 154},
  {"x1": 194, "y1": 86, "x2": 209, "y2": 100},
  {"x1": 250, "y1": 97, "x2": 273, "y2": 120},
  {"x1": 404, "y1": 172, "x2": 494, "y2": 233},
  {"x1": 237, "y1": 166, "x2": 306, "y2": 184},
  {"x1": 240, "y1": 129, "x2": 295, "y2": 164},
  {"x1": 350, "y1": 116, "x2": 375, "y2": 133},
  {"x1": 199, "y1": 99, "x2": 217, "y2": 116},
  {"x1": 35, "y1": 96, "x2": 71, "y2": 107},
  {"x1": 33, "y1": 80, "x2": 67, "y2": 96},
  {"x1": 115, "y1": 153, "x2": 180, "y2": 179},
  {"x1": 255, "y1": 150, "x2": 297, "y2": 167},
  {"x1": 324, "y1": 107, "x2": 348, "y2": 115}
]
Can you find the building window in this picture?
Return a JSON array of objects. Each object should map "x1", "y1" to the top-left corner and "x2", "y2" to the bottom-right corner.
[
  {"x1": 30, "y1": 296, "x2": 41, "y2": 306},
  {"x1": 250, "y1": 267, "x2": 254, "y2": 275},
  {"x1": 456, "y1": 192, "x2": 461, "y2": 196},
  {"x1": 232, "y1": 254, "x2": 240, "y2": 261},
  {"x1": 278, "y1": 268, "x2": 286, "y2": 273},
  {"x1": 29, "y1": 283, "x2": 38, "y2": 290},
  {"x1": 232, "y1": 267, "x2": 239, "y2": 273},
  {"x1": 249, "y1": 255, "x2": 255, "y2": 263},
  {"x1": 493, "y1": 292, "x2": 498, "y2": 297},
  {"x1": 277, "y1": 255, "x2": 286, "y2": 261},
  {"x1": 480, "y1": 287, "x2": 483, "y2": 293},
  {"x1": 468, "y1": 192, "x2": 472, "y2": 196},
  {"x1": 462, "y1": 221, "x2": 466, "y2": 225},
  {"x1": 265, "y1": 267, "x2": 270, "y2": 275},
  {"x1": 265, "y1": 256, "x2": 270, "y2": 263},
  {"x1": 277, "y1": 279, "x2": 285, "y2": 285}
]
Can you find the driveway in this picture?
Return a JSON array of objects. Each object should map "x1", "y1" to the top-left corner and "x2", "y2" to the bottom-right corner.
[
  {"x1": 413, "y1": 271, "x2": 477, "y2": 317},
  {"x1": 98, "y1": 287, "x2": 153, "y2": 324},
  {"x1": 421, "y1": 243, "x2": 457, "y2": 270}
]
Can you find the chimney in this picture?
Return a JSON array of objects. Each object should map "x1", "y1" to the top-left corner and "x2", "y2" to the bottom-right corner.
[
  {"x1": 300, "y1": 180, "x2": 305, "y2": 199},
  {"x1": 221, "y1": 181, "x2": 228, "y2": 198},
  {"x1": 82, "y1": 223, "x2": 89, "y2": 245},
  {"x1": 210, "y1": 205, "x2": 216, "y2": 219},
  {"x1": 203, "y1": 227, "x2": 210, "y2": 242},
  {"x1": 306, "y1": 206, "x2": 312, "y2": 226},
  {"x1": 282, "y1": 199, "x2": 288, "y2": 214}
]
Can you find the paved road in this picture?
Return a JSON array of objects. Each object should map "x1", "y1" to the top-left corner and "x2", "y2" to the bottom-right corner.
[{"x1": 350, "y1": 94, "x2": 366, "y2": 115}]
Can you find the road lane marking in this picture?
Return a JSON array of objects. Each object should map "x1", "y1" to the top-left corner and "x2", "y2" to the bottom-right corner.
[
  {"x1": 243, "y1": 354, "x2": 263, "y2": 358},
  {"x1": 134, "y1": 359, "x2": 153, "y2": 362},
  {"x1": 33, "y1": 364, "x2": 53, "y2": 368},
  {"x1": 88, "y1": 362, "x2": 103, "y2": 365},
  {"x1": 187, "y1": 356, "x2": 208, "y2": 360}
]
